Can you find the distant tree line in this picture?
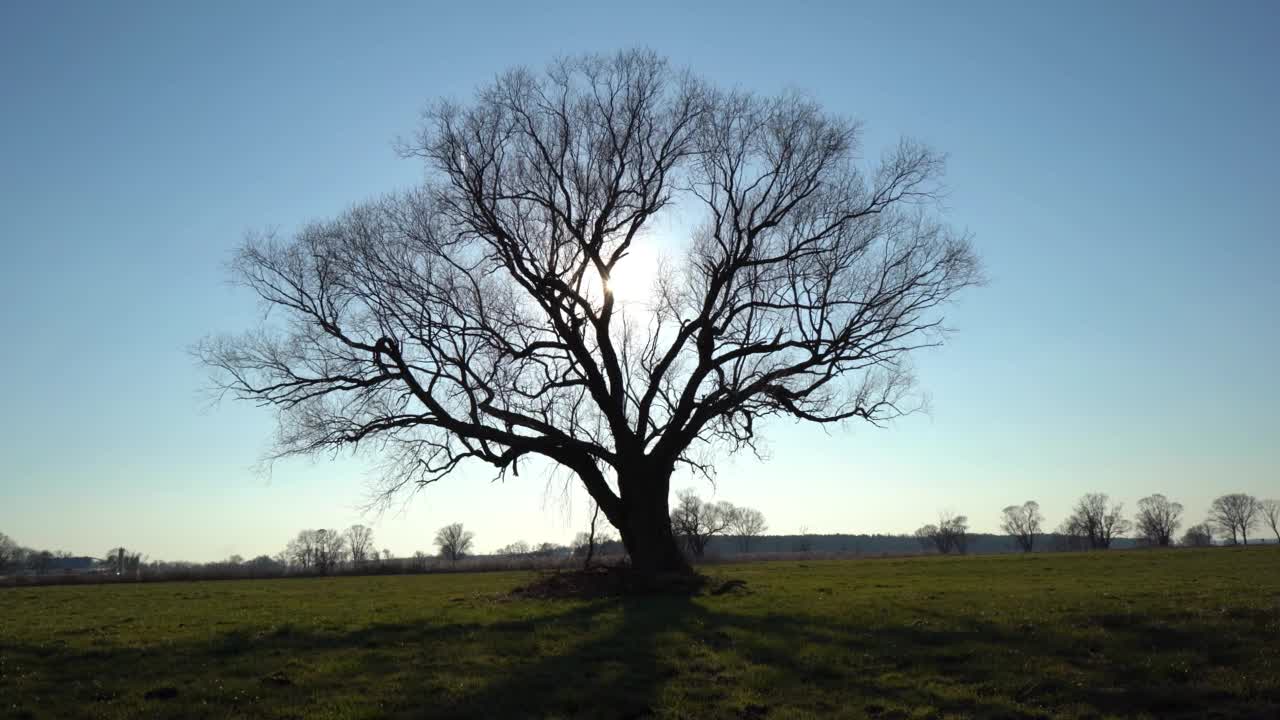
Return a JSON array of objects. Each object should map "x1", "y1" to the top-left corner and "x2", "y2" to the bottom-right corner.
[
  {"x1": 914, "y1": 492, "x2": 1278, "y2": 555},
  {"x1": 4, "y1": 492, "x2": 1276, "y2": 584},
  {"x1": 0, "y1": 534, "x2": 127, "y2": 576}
]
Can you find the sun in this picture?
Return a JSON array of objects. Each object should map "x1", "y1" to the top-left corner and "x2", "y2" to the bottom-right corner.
[{"x1": 602, "y1": 244, "x2": 660, "y2": 304}]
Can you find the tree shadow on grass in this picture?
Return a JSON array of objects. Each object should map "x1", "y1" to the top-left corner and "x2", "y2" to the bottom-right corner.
[
  {"x1": 416, "y1": 595, "x2": 692, "y2": 719},
  {"x1": 1, "y1": 598, "x2": 684, "y2": 720},
  {"x1": 4, "y1": 591, "x2": 1278, "y2": 719},
  {"x1": 672, "y1": 603, "x2": 1279, "y2": 720}
]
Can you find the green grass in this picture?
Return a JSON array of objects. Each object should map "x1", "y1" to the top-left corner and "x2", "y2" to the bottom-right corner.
[{"x1": 2, "y1": 547, "x2": 1278, "y2": 719}]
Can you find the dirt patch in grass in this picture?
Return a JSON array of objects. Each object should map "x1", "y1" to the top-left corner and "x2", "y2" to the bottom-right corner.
[
  {"x1": 261, "y1": 671, "x2": 294, "y2": 687},
  {"x1": 142, "y1": 686, "x2": 179, "y2": 701},
  {"x1": 509, "y1": 566, "x2": 729, "y2": 599},
  {"x1": 711, "y1": 578, "x2": 750, "y2": 596}
]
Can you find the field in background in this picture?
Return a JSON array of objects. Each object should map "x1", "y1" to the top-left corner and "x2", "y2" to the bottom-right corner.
[{"x1": 2, "y1": 547, "x2": 1277, "y2": 719}]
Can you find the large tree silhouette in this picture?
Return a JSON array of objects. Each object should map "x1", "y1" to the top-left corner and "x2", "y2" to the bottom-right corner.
[{"x1": 200, "y1": 49, "x2": 981, "y2": 578}]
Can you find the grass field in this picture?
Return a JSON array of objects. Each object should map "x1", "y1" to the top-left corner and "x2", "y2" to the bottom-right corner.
[{"x1": 2, "y1": 547, "x2": 1277, "y2": 719}]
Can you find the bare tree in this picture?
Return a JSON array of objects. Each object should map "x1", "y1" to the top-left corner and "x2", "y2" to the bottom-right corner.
[
  {"x1": 726, "y1": 506, "x2": 768, "y2": 552},
  {"x1": 915, "y1": 512, "x2": 968, "y2": 554},
  {"x1": 1208, "y1": 494, "x2": 1260, "y2": 545},
  {"x1": 1061, "y1": 493, "x2": 1131, "y2": 550},
  {"x1": 103, "y1": 547, "x2": 143, "y2": 576},
  {"x1": 28, "y1": 550, "x2": 53, "y2": 575},
  {"x1": 285, "y1": 530, "x2": 318, "y2": 570},
  {"x1": 313, "y1": 529, "x2": 347, "y2": 573},
  {"x1": 534, "y1": 542, "x2": 566, "y2": 557},
  {"x1": 345, "y1": 524, "x2": 375, "y2": 566},
  {"x1": 1053, "y1": 514, "x2": 1090, "y2": 552},
  {"x1": 1259, "y1": 499, "x2": 1280, "y2": 544},
  {"x1": 1180, "y1": 523, "x2": 1214, "y2": 547},
  {"x1": 247, "y1": 555, "x2": 283, "y2": 576},
  {"x1": 669, "y1": 490, "x2": 732, "y2": 558},
  {"x1": 914, "y1": 524, "x2": 938, "y2": 552},
  {"x1": 1000, "y1": 501, "x2": 1042, "y2": 552},
  {"x1": 942, "y1": 512, "x2": 969, "y2": 554},
  {"x1": 199, "y1": 49, "x2": 981, "y2": 580},
  {"x1": 496, "y1": 541, "x2": 532, "y2": 556},
  {"x1": 573, "y1": 502, "x2": 616, "y2": 569},
  {"x1": 573, "y1": 516, "x2": 619, "y2": 569},
  {"x1": 0, "y1": 532, "x2": 18, "y2": 572},
  {"x1": 793, "y1": 526, "x2": 815, "y2": 553},
  {"x1": 7, "y1": 546, "x2": 30, "y2": 574},
  {"x1": 434, "y1": 523, "x2": 474, "y2": 567},
  {"x1": 285, "y1": 528, "x2": 346, "y2": 573},
  {"x1": 412, "y1": 550, "x2": 430, "y2": 571},
  {"x1": 1133, "y1": 494, "x2": 1183, "y2": 547}
]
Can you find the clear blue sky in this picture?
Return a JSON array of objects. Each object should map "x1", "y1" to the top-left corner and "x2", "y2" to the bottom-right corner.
[{"x1": 2, "y1": 1, "x2": 1276, "y2": 561}]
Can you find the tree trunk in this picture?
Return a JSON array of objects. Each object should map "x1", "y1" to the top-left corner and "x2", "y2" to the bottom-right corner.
[
  {"x1": 612, "y1": 464, "x2": 691, "y2": 580},
  {"x1": 583, "y1": 503, "x2": 600, "y2": 570}
]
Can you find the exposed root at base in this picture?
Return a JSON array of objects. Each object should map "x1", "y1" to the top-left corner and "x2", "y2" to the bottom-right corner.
[
  {"x1": 510, "y1": 566, "x2": 746, "y2": 600},
  {"x1": 709, "y1": 578, "x2": 750, "y2": 596}
]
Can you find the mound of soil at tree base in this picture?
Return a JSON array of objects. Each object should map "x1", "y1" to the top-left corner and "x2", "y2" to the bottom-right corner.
[{"x1": 510, "y1": 566, "x2": 744, "y2": 600}]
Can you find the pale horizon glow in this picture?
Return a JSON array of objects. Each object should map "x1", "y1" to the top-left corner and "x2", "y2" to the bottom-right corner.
[{"x1": 1, "y1": 1, "x2": 1276, "y2": 562}]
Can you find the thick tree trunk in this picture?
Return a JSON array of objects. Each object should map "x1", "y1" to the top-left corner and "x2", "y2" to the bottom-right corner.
[{"x1": 613, "y1": 464, "x2": 691, "y2": 580}]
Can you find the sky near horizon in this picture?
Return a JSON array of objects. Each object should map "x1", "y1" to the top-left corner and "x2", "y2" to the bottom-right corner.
[{"x1": 1, "y1": 1, "x2": 1277, "y2": 562}]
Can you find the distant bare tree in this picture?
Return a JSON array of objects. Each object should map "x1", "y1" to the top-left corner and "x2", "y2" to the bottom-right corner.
[
  {"x1": 412, "y1": 550, "x2": 430, "y2": 571},
  {"x1": 1260, "y1": 499, "x2": 1280, "y2": 543},
  {"x1": 103, "y1": 547, "x2": 143, "y2": 576},
  {"x1": 534, "y1": 542, "x2": 565, "y2": 557},
  {"x1": 285, "y1": 529, "x2": 346, "y2": 573},
  {"x1": 1054, "y1": 514, "x2": 1089, "y2": 551},
  {"x1": 574, "y1": 503, "x2": 603, "y2": 569},
  {"x1": 1062, "y1": 493, "x2": 1131, "y2": 550},
  {"x1": 914, "y1": 524, "x2": 938, "y2": 552},
  {"x1": 726, "y1": 506, "x2": 768, "y2": 552},
  {"x1": 286, "y1": 530, "x2": 318, "y2": 570},
  {"x1": 345, "y1": 524, "x2": 375, "y2": 566},
  {"x1": 247, "y1": 555, "x2": 282, "y2": 575},
  {"x1": 1180, "y1": 523, "x2": 1214, "y2": 547},
  {"x1": 198, "y1": 48, "x2": 982, "y2": 581},
  {"x1": 1134, "y1": 494, "x2": 1183, "y2": 547},
  {"x1": 313, "y1": 529, "x2": 347, "y2": 573},
  {"x1": 496, "y1": 541, "x2": 532, "y2": 557},
  {"x1": 0, "y1": 532, "x2": 18, "y2": 571},
  {"x1": 916, "y1": 512, "x2": 968, "y2": 554},
  {"x1": 434, "y1": 523, "x2": 474, "y2": 567},
  {"x1": 28, "y1": 550, "x2": 53, "y2": 575},
  {"x1": 793, "y1": 526, "x2": 815, "y2": 553},
  {"x1": 1000, "y1": 501, "x2": 1043, "y2": 552},
  {"x1": 669, "y1": 490, "x2": 732, "y2": 558},
  {"x1": 7, "y1": 546, "x2": 30, "y2": 574},
  {"x1": 1208, "y1": 494, "x2": 1260, "y2": 545},
  {"x1": 573, "y1": 504, "x2": 620, "y2": 569}
]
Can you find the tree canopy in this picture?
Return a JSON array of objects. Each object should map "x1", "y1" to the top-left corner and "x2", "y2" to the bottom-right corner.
[{"x1": 199, "y1": 49, "x2": 981, "y2": 576}]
